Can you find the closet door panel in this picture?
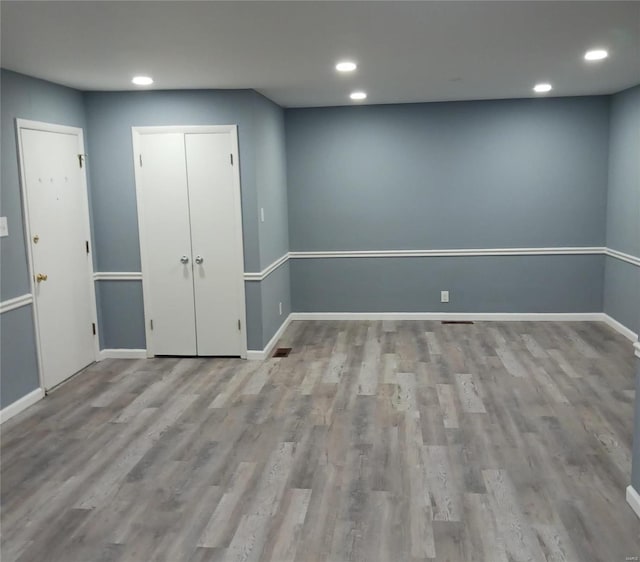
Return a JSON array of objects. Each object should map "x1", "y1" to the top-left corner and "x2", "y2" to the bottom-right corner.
[
  {"x1": 185, "y1": 132, "x2": 242, "y2": 356},
  {"x1": 139, "y1": 133, "x2": 197, "y2": 355}
]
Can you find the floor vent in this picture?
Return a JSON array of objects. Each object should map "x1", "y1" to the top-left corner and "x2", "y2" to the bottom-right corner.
[
  {"x1": 273, "y1": 347, "x2": 292, "y2": 358},
  {"x1": 441, "y1": 320, "x2": 475, "y2": 325}
]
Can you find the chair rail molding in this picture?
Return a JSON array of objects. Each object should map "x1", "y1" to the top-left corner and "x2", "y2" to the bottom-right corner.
[
  {"x1": 0, "y1": 293, "x2": 33, "y2": 314},
  {"x1": 93, "y1": 272, "x2": 143, "y2": 281}
]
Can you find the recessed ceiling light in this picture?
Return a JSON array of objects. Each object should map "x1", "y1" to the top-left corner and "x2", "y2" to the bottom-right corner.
[
  {"x1": 350, "y1": 91, "x2": 367, "y2": 100},
  {"x1": 533, "y1": 83, "x2": 552, "y2": 93},
  {"x1": 336, "y1": 61, "x2": 357, "y2": 72},
  {"x1": 584, "y1": 49, "x2": 608, "y2": 61},
  {"x1": 132, "y1": 76, "x2": 153, "y2": 86}
]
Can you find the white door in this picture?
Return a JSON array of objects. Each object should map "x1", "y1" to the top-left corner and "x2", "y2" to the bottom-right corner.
[
  {"x1": 134, "y1": 126, "x2": 246, "y2": 357},
  {"x1": 138, "y1": 133, "x2": 197, "y2": 355},
  {"x1": 19, "y1": 125, "x2": 96, "y2": 390},
  {"x1": 186, "y1": 133, "x2": 243, "y2": 356}
]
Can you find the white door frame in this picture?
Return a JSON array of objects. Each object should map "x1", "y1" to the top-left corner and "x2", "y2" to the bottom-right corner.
[
  {"x1": 16, "y1": 119, "x2": 100, "y2": 391},
  {"x1": 131, "y1": 125, "x2": 248, "y2": 359}
]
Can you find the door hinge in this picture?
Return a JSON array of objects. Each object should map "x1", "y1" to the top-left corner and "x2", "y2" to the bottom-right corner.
[
  {"x1": 237, "y1": 319, "x2": 241, "y2": 331},
  {"x1": 230, "y1": 153, "x2": 233, "y2": 165},
  {"x1": 139, "y1": 154, "x2": 143, "y2": 167},
  {"x1": 85, "y1": 240, "x2": 90, "y2": 254},
  {"x1": 150, "y1": 319, "x2": 154, "y2": 330},
  {"x1": 78, "y1": 154, "x2": 85, "y2": 168},
  {"x1": 92, "y1": 323, "x2": 96, "y2": 335}
]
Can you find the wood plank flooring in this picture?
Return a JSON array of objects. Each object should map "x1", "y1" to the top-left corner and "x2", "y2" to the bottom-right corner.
[{"x1": 1, "y1": 320, "x2": 639, "y2": 561}]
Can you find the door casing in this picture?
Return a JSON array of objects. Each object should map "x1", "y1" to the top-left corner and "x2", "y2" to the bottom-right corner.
[
  {"x1": 16, "y1": 118, "x2": 100, "y2": 391},
  {"x1": 131, "y1": 125, "x2": 248, "y2": 358}
]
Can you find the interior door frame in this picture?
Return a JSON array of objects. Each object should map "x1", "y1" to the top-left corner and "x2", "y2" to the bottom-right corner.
[
  {"x1": 16, "y1": 118, "x2": 101, "y2": 391},
  {"x1": 131, "y1": 125, "x2": 248, "y2": 359}
]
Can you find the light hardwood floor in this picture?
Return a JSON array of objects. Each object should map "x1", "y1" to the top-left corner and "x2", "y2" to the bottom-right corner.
[{"x1": 1, "y1": 320, "x2": 639, "y2": 561}]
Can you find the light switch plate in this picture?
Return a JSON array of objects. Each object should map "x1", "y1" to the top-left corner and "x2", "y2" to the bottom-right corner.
[{"x1": 0, "y1": 217, "x2": 8, "y2": 237}]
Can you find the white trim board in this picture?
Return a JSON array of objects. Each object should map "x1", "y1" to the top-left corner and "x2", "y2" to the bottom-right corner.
[
  {"x1": 0, "y1": 293, "x2": 33, "y2": 314},
  {"x1": 289, "y1": 312, "x2": 605, "y2": 322},
  {"x1": 244, "y1": 253, "x2": 289, "y2": 281},
  {"x1": 289, "y1": 312, "x2": 638, "y2": 343},
  {"x1": 605, "y1": 248, "x2": 640, "y2": 268},
  {"x1": 88, "y1": 245, "x2": 640, "y2": 286},
  {"x1": 602, "y1": 315, "x2": 638, "y2": 343},
  {"x1": 0, "y1": 388, "x2": 45, "y2": 424},
  {"x1": 247, "y1": 314, "x2": 292, "y2": 360},
  {"x1": 94, "y1": 272, "x2": 143, "y2": 281},
  {"x1": 627, "y1": 486, "x2": 640, "y2": 520},
  {"x1": 97, "y1": 349, "x2": 148, "y2": 360},
  {"x1": 289, "y1": 246, "x2": 606, "y2": 259}
]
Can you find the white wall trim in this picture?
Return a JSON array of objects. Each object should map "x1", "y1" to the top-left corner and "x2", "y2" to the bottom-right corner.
[
  {"x1": 605, "y1": 247, "x2": 640, "y2": 268},
  {"x1": 289, "y1": 312, "x2": 605, "y2": 322},
  {"x1": 244, "y1": 253, "x2": 289, "y2": 281},
  {"x1": 289, "y1": 246, "x2": 605, "y2": 259},
  {"x1": 0, "y1": 388, "x2": 45, "y2": 424},
  {"x1": 97, "y1": 349, "x2": 148, "y2": 360},
  {"x1": 93, "y1": 272, "x2": 143, "y2": 281},
  {"x1": 0, "y1": 293, "x2": 33, "y2": 314},
  {"x1": 602, "y1": 314, "x2": 638, "y2": 343},
  {"x1": 627, "y1": 486, "x2": 640, "y2": 520},
  {"x1": 289, "y1": 312, "x2": 640, "y2": 345},
  {"x1": 634, "y1": 342, "x2": 640, "y2": 359},
  {"x1": 87, "y1": 246, "x2": 640, "y2": 285},
  {"x1": 247, "y1": 313, "x2": 292, "y2": 360}
]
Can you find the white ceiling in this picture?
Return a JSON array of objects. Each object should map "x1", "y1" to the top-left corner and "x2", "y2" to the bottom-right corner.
[{"x1": 2, "y1": 1, "x2": 639, "y2": 107}]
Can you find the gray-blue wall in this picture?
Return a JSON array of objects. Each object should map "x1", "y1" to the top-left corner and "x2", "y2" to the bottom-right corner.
[
  {"x1": 252, "y1": 94, "x2": 291, "y2": 348},
  {"x1": 84, "y1": 89, "x2": 290, "y2": 351},
  {"x1": 0, "y1": 72, "x2": 291, "y2": 415},
  {"x1": 604, "y1": 85, "x2": 640, "y2": 337},
  {"x1": 605, "y1": 85, "x2": 640, "y2": 494},
  {"x1": 286, "y1": 96, "x2": 610, "y2": 313},
  {"x1": 291, "y1": 255, "x2": 603, "y2": 314},
  {"x1": 0, "y1": 69, "x2": 88, "y2": 408},
  {"x1": 84, "y1": 89, "x2": 259, "y2": 349}
]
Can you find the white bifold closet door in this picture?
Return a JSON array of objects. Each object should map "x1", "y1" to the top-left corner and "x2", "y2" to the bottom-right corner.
[{"x1": 137, "y1": 129, "x2": 244, "y2": 357}]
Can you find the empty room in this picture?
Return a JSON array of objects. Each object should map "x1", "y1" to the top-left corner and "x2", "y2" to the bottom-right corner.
[{"x1": 1, "y1": 1, "x2": 639, "y2": 561}]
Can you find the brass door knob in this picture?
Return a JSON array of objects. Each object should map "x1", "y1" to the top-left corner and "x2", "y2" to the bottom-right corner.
[{"x1": 36, "y1": 273, "x2": 48, "y2": 282}]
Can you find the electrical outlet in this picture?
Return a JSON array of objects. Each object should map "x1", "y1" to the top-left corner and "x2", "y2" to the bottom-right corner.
[
  {"x1": 260, "y1": 208, "x2": 265, "y2": 222},
  {"x1": 279, "y1": 302, "x2": 282, "y2": 315},
  {"x1": 440, "y1": 290, "x2": 450, "y2": 303}
]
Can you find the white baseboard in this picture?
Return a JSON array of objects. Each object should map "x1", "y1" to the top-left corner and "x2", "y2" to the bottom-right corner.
[
  {"x1": 627, "y1": 485, "x2": 640, "y2": 519},
  {"x1": 98, "y1": 349, "x2": 148, "y2": 360},
  {"x1": 0, "y1": 388, "x2": 45, "y2": 424},
  {"x1": 289, "y1": 312, "x2": 604, "y2": 322},
  {"x1": 247, "y1": 314, "x2": 292, "y2": 360},
  {"x1": 602, "y1": 314, "x2": 638, "y2": 343},
  {"x1": 91, "y1": 313, "x2": 637, "y2": 362}
]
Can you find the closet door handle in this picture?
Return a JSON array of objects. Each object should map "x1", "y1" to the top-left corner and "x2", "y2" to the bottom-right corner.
[
  {"x1": 195, "y1": 255, "x2": 204, "y2": 265},
  {"x1": 180, "y1": 255, "x2": 189, "y2": 264}
]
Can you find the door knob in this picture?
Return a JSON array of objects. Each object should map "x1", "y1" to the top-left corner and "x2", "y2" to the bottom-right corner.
[
  {"x1": 36, "y1": 273, "x2": 48, "y2": 282},
  {"x1": 195, "y1": 255, "x2": 204, "y2": 264},
  {"x1": 180, "y1": 255, "x2": 189, "y2": 264}
]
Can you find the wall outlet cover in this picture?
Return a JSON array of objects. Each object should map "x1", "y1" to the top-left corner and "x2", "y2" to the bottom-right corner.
[{"x1": 440, "y1": 290, "x2": 450, "y2": 303}]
